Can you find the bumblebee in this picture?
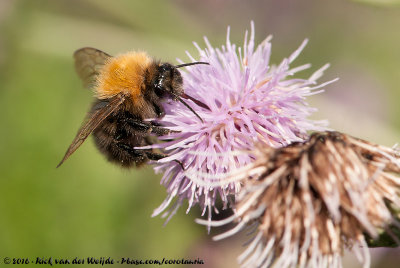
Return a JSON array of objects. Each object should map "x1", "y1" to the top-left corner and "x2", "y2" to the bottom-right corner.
[{"x1": 57, "y1": 47, "x2": 207, "y2": 168}]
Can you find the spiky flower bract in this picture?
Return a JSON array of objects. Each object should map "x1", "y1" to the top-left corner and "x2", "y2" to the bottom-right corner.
[
  {"x1": 151, "y1": 22, "x2": 335, "y2": 222},
  {"x1": 197, "y1": 131, "x2": 400, "y2": 268}
]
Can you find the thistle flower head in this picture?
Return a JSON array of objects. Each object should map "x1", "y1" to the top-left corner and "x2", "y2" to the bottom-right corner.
[
  {"x1": 152, "y1": 22, "x2": 335, "y2": 222},
  {"x1": 197, "y1": 131, "x2": 400, "y2": 268}
]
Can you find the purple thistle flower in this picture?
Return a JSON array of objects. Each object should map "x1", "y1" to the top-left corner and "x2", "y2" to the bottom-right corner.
[{"x1": 151, "y1": 22, "x2": 336, "y2": 223}]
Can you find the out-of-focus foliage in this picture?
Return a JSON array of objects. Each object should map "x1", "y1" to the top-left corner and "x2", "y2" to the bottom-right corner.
[
  {"x1": 0, "y1": 0, "x2": 399, "y2": 267},
  {"x1": 352, "y1": 0, "x2": 400, "y2": 6},
  {"x1": 0, "y1": 0, "x2": 205, "y2": 267}
]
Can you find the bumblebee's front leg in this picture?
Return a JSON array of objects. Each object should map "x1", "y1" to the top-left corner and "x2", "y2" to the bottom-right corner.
[{"x1": 123, "y1": 118, "x2": 175, "y2": 136}]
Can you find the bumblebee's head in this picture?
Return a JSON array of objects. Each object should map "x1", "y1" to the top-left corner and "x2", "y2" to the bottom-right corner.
[
  {"x1": 154, "y1": 61, "x2": 209, "y2": 123},
  {"x1": 155, "y1": 63, "x2": 184, "y2": 99}
]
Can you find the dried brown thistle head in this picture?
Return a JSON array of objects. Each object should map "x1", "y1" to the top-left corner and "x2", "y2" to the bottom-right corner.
[{"x1": 198, "y1": 131, "x2": 400, "y2": 268}]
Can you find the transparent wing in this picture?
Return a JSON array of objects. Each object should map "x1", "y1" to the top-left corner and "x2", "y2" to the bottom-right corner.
[
  {"x1": 57, "y1": 92, "x2": 127, "y2": 167},
  {"x1": 74, "y1": 47, "x2": 112, "y2": 89}
]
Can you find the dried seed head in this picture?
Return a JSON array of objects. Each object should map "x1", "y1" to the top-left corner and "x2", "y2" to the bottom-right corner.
[{"x1": 198, "y1": 131, "x2": 400, "y2": 268}]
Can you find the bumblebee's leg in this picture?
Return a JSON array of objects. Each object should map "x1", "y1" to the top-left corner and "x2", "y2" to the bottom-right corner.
[
  {"x1": 116, "y1": 143, "x2": 185, "y2": 170},
  {"x1": 144, "y1": 151, "x2": 185, "y2": 170},
  {"x1": 148, "y1": 121, "x2": 163, "y2": 127},
  {"x1": 117, "y1": 146, "x2": 165, "y2": 162},
  {"x1": 116, "y1": 143, "x2": 147, "y2": 162},
  {"x1": 124, "y1": 118, "x2": 176, "y2": 136},
  {"x1": 144, "y1": 151, "x2": 167, "y2": 161}
]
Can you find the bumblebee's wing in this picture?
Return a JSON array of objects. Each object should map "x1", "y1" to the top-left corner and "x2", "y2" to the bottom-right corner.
[
  {"x1": 57, "y1": 93, "x2": 127, "y2": 167},
  {"x1": 74, "y1": 47, "x2": 112, "y2": 89}
]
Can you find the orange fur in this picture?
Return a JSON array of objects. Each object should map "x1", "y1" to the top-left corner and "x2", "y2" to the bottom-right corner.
[{"x1": 95, "y1": 51, "x2": 153, "y2": 106}]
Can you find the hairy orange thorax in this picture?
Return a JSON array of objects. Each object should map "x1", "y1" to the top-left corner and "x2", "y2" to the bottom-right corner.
[{"x1": 95, "y1": 51, "x2": 153, "y2": 103}]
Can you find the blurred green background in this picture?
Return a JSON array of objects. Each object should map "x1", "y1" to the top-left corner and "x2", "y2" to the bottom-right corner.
[{"x1": 1, "y1": 0, "x2": 400, "y2": 267}]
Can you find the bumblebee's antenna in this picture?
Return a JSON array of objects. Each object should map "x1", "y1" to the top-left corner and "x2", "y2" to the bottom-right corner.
[
  {"x1": 177, "y1": 97, "x2": 204, "y2": 123},
  {"x1": 172, "y1": 61, "x2": 210, "y2": 123},
  {"x1": 175, "y1": 62, "x2": 209, "y2": 68}
]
